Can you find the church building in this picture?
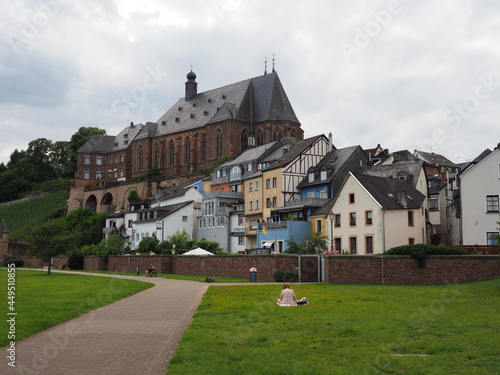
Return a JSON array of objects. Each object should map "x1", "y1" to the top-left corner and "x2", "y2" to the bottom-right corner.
[{"x1": 75, "y1": 68, "x2": 303, "y2": 187}]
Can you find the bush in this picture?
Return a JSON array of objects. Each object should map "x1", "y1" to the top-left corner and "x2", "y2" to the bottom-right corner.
[
  {"x1": 384, "y1": 244, "x2": 469, "y2": 268},
  {"x1": 4, "y1": 258, "x2": 24, "y2": 267},
  {"x1": 273, "y1": 270, "x2": 299, "y2": 282},
  {"x1": 67, "y1": 251, "x2": 84, "y2": 270}
]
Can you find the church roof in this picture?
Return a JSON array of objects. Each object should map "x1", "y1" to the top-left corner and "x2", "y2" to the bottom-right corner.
[
  {"x1": 78, "y1": 123, "x2": 144, "y2": 154},
  {"x1": 155, "y1": 71, "x2": 299, "y2": 136}
]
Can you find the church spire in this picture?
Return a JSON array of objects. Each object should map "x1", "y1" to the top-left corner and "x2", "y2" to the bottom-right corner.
[{"x1": 185, "y1": 68, "x2": 198, "y2": 101}]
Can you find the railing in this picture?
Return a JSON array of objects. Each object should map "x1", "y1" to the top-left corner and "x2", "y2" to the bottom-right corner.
[
  {"x1": 454, "y1": 245, "x2": 500, "y2": 255},
  {"x1": 202, "y1": 191, "x2": 242, "y2": 199},
  {"x1": 259, "y1": 222, "x2": 288, "y2": 230},
  {"x1": 283, "y1": 198, "x2": 329, "y2": 207}
]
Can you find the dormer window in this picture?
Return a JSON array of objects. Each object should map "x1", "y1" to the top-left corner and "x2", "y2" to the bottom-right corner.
[
  {"x1": 178, "y1": 106, "x2": 182, "y2": 111},
  {"x1": 308, "y1": 171, "x2": 315, "y2": 183},
  {"x1": 222, "y1": 94, "x2": 226, "y2": 99},
  {"x1": 123, "y1": 133, "x2": 128, "y2": 138},
  {"x1": 208, "y1": 98, "x2": 212, "y2": 103},
  {"x1": 320, "y1": 168, "x2": 327, "y2": 181},
  {"x1": 203, "y1": 110, "x2": 208, "y2": 116},
  {"x1": 190, "y1": 114, "x2": 195, "y2": 119},
  {"x1": 161, "y1": 120, "x2": 166, "y2": 126},
  {"x1": 192, "y1": 103, "x2": 197, "y2": 107},
  {"x1": 175, "y1": 118, "x2": 180, "y2": 122}
]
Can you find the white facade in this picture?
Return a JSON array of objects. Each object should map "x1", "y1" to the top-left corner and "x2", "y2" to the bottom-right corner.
[
  {"x1": 460, "y1": 148, "x2": 500, "y2": 245},
  {"x1": 331, "y1": 173, "x2": 427, "y2": 254}
]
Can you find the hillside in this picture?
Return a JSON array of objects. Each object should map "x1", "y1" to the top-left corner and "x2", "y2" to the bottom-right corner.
[{"x1": 0, "y1": 190, "x2": 69, "y2": 239}]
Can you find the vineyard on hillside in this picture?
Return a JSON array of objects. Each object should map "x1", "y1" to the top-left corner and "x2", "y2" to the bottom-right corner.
[{"x1": 0, "y1": 190, "x2": 70, "y2": 239}]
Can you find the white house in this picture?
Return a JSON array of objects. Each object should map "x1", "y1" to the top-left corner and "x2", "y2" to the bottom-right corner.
[
  {"x1": 460, "y1": 145, "x2": 500, "y2": 245},
  {"x1": 330, "y1": 172, "x2": 427, "y2": 254}
]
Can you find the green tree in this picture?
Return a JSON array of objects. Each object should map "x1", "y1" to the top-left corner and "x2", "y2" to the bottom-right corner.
[
  {"x1": 194, "y1": 238, "x2": 224, "y2": 254},
  {"x1": 127, "y1": 189, "x2": 140, "y2": 204},
  {"x1": 285, "y1": 236, "x2": 305, "y2": 254},
  {"x1": 138, "y1": 236, "x2": 159, "y2": 253},
  {"x1": 168, "y1": 230, "x2": 194, "y2": 254},
  {"x1": 285, "y1": 232, "x2": 328, "y2": 254},
  {"x1": 98, "y1": 233, "x2": 126, "y2": 255},
  {"x1": 64, "y1": 208, "x2": 107, "y2": 247},
  {"x1": 29, "y1": 219, "x2": 78, "y2": 274}
]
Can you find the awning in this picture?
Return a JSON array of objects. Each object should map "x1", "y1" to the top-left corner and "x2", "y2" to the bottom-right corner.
[{"x1": 262, "y1": 240, "x2": 275, "y2": 247}]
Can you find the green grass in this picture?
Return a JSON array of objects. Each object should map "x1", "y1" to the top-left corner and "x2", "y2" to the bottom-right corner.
[
  {"x1": 168, "y1": 278, "x2": 500, "y2": 375},
  {"x1": 0, "y1": 270, "x2": 153, "y2": 347},
  {"x1": 0, "y1": 190, "x2": 69, "y2": 238}
]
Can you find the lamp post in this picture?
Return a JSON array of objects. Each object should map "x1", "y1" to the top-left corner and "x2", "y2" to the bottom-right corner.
[{"x1": 328, "y1": 212, "x2": 334, "y2": 252}]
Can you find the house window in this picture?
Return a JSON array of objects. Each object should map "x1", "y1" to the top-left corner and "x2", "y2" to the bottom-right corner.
[
  {"x1": 266, "y1": 198, "x2": 271, "y2": 208},
  {"x1": 409, "y1": 238, "x2": 415, "y2": 245},
  {"x1": 334, "y1": 214, "x2": 341, "y2": 228},
  {"x1": 255, "y1": 200, "x2": 259, "y2": 209},
  {"x1": 316, "y1": 219, "x2": 322, "y2": 233},
  {"x1": 272, "y1": 197, "x2": 277, "y2": 207},
  {"x1": 216, "y1": 129, "x2": 223, "y2": 157},
  {"x1": 308, "y1": 172, "x2": 314, "y2": 182},
  {"x1": 247, "y1": 163, "x2": 253, "y2": 172},
  {"x1": 350, "y1": 237, "x2": 357, "y2": 253},
  {"x1": 184, "y1": 137, "x2": 191, "y2": 164},
  {"x1": 486, "y1": 195, "x2": 499, "y2": 212},
  {"x1": 273, "y1": 177, "x2": 277, "y2": 187},
  {"x1": 84, "y1": 155, "x2": 90, "y2": 165},
  {"x1": 121, "y1": 153, "x2": 124, "y2": 162},
  {"x1": 182, "y1": 216, "x2": 188, "y2": 222},
  {"x1": 120, "y1": 168, "x2": 124, "y2": 178},
  {"x1": 84, "y1": 170, "x2": 90, "y2": 179},
  {"x1": 138, "y1": 146, "x2": 144, "y2": 170},
  {"x1": 128, "y1": 220, "x2": 133, "y2": 228},
  {"x1": 96, "y1": 170, "x2": 102, "y2": 180},
  {"x1": 249, "y1": 182, "x2": 253, "y2": 192},
  {"x1": 349, "y1": 212, "x2": 356, "y2": 226},
  {"x1": 487, "y1": 232, "x2": 499, "y2": 245},
  {"x1": 308, "y1": 192, "x2": 315, "y2": 198},
  {"x1": 255, "y1": 181, "x2": 259, "y2": 191},
  {"x1": 168, "y1": 140, "x2": 175, "y2": 166},
  {"x1": 366, "y1": 236, "x2": 373, "y2": 254},
  {"x1": 96, "y1": 156, "x2": 102, "y2": 165},
  {"x1": 238, "y1": 236, "x2": 245, "y2": 245},
  {"x1": 230, "y1": 165, "x2": 242, "y2": 181},
  {"x1": 408, "y1": 211, "x2": 414, "y2": 226},
  {"x1": 266, "y1": 179, "x2": 271, "y2": 189},
  {"x1": 201, "y1": 133, "x2": 207, "y2": 161},
  {"x1": 429, "y1": 198, "x2": 438, "y2": 211},
  {"x1": 365, "y1": 211, "x2": 373, "y2": 225},
  {"x1": 320, "y1": 190, "x2": 328, "y2": 198},
  {"x1": 320, "y1": 169, "x2": 327, "y2": 181},
  {"x1": 238, "y1": 214, "x2": 244, "y2": 226},
  {"x1": 249, "y1": 201, "x2": 253, "y2": 210},
  {"x1": 334, "y1": 238, "x2": 341, "y2": 251},
  {"x1": 349, "y1": 193, "x2": 355, "y2": 204}
]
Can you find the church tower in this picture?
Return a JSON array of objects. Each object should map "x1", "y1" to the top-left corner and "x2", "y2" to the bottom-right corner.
[
  {"x1": 185, "y1": 69, "x2": 198, "y2": 101},
  {"x1": 0, "y1": 220, "x2": 9, "y2": 258}
]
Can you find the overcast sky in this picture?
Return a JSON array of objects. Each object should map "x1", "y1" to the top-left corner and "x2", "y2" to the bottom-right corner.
[{"x1": 1, "y1": 0, "x2": 499, "y2": 165}]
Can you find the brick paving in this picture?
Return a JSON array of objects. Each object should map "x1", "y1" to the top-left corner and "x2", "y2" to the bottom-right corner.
[{"x1": 2, "y1": 273, "x2": 209, "y2": 375}]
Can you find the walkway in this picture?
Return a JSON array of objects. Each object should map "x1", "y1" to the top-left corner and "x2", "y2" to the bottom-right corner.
[{"x1": 2, "y1": 272, "x2": 211, "y2": 375}]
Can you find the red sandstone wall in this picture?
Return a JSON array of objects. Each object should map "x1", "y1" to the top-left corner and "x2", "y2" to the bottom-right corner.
[{"x1": 324, "y1": 255, "x2": 500, "y2": 285}]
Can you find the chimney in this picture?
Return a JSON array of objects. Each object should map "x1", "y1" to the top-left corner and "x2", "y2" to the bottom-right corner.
[
  {"x1": 328, "y1": 133, "x2": 333, "y2": 151},
  {"x1": 397, "y1": 191, "x2": 407, "y2": 208}
]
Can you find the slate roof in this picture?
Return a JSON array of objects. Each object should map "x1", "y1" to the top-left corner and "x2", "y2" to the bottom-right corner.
[
  {"x1": 297, "y1": 145, "x2": 363, "y2": 188},
  {"x1": 264, "y1": 134, "x2": 327, "y2": 172},
  {"x1": 414, "y1": 150, "x2": 458, "y2": 168},
  {"x1": 352, "y1": 173, "x2": 426, "y2": 210},
  {"x1": 135, "y1": 201, "x2": 194, "y2": 223},
  {"x1": 355, "y1": 160, "x2": 424, "y2": 188},
  {"x1": 155, "y1": 71, "x2": 299, "y2": 136},
  {"x1": 0, "y1": 219, "x2": 9, "y2": 233},
  {"x1": 78, "y1": 123, "x2": 144, "y2": 154}
]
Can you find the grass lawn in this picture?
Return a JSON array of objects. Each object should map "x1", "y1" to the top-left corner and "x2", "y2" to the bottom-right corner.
[
  {"x1": 168, "y1": 278, "x2": 500, "y2": 375},
  {"x1": 0, "y1": 269, "x2": 153, "y2": 347}
]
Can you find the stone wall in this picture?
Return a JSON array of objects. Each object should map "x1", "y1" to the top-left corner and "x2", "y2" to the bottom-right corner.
[{"x1": 324, "y1": 255, "x2": 500, "y2": 285}]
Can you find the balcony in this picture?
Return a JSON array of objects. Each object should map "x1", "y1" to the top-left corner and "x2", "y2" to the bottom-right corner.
[
  {"x1": 283, "y1": 198, "x2": 329, "y2": 208},
  {"x1": 202, "y1": 191, "x2": 242, "y2": 199}
]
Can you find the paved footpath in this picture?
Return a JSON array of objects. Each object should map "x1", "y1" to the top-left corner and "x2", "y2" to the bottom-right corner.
[{"x1": 2, "y1": 272, "x2": 213, "y2": 375}]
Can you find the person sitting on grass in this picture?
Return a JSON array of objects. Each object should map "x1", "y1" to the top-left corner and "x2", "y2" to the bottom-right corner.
[{"x1": 277, "y1": 283, "x2": 297, "y2": 306}]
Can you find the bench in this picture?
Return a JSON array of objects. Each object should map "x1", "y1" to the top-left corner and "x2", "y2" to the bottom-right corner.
[{"x1": 146, "y1": 269, "x2": 157, "y2": 277}]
